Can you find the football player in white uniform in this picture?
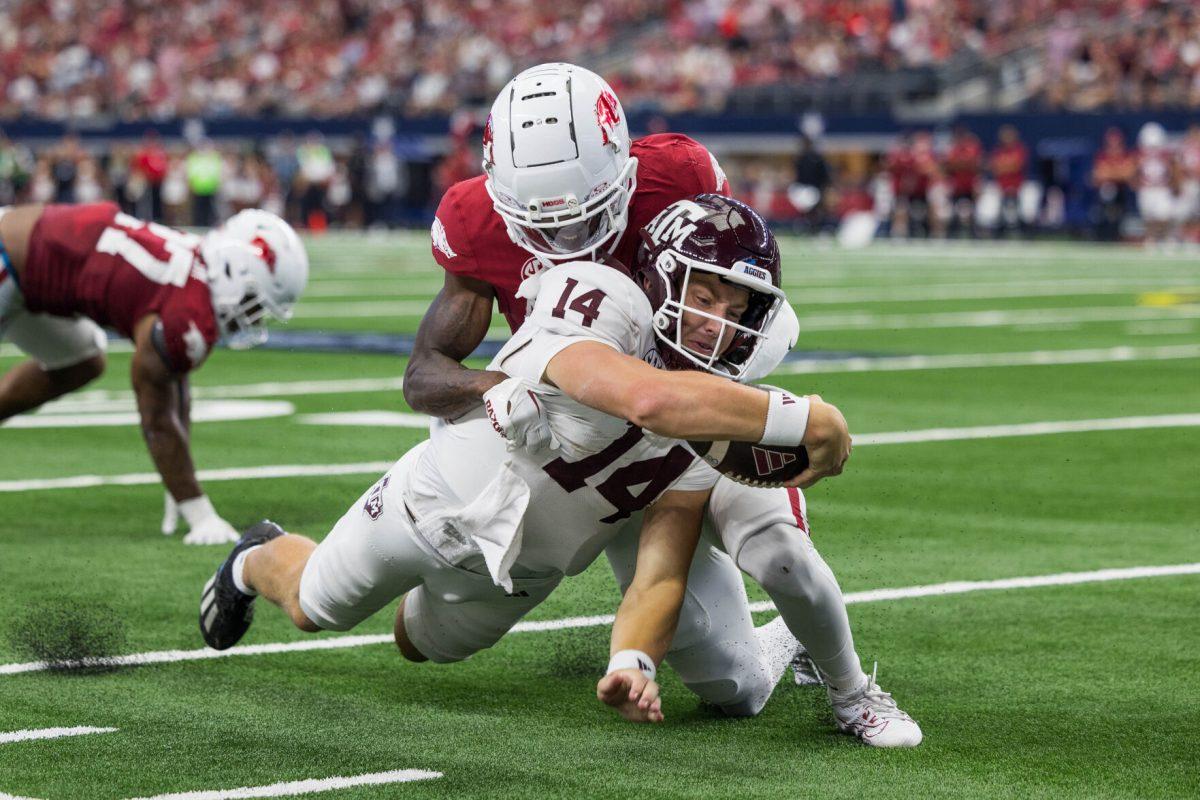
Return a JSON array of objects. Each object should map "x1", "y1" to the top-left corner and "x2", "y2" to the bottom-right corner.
[
  {"x1": 404, "y1": 64, "x2": 921, "y2": 746},
  {"x1": 201, "y1": 195, "x2": 840, "y2": 723}
]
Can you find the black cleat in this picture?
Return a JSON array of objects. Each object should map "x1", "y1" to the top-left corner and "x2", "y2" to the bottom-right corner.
[{"x1": 199, "y1": 520, "x2": 284, "y2": 650}]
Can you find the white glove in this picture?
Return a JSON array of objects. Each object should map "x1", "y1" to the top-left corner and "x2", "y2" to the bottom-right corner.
[
  {"x1": 161, "y1": 491, "x2": 180, "y2": 535},
  {"x1": 483, "y1": 376, "x2": 560, "y2": 452},
  {"x1": 177, "y1": 495, "x2": 240, "y2": 545}
]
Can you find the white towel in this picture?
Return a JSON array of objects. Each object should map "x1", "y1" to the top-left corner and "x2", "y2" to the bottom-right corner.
[{"x1": 413, "y1": 461, "x2": 530, "y2": 593}]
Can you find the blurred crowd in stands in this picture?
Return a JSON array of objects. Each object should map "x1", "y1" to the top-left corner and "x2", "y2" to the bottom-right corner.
[
  {"x1": 734, "y1": 122, "x2": 1200, "y2": 243},
  {"x1": 2, "y1": 0, "x2": 1198, "y2": 120},
  {"x1": 5, "y1": 121, "x2": 1200, "y2": 244}
]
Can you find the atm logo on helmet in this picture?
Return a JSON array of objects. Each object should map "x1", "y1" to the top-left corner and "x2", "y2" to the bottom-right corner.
[{"x1": 595, "y1": 90, "x2": 621, "y2": 147}]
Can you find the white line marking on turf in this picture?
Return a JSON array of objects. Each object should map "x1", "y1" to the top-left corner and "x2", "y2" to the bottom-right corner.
[
  {"x1": 1, "y1": 563, "x2": 1196, "y2": 676},
  {"x1": 0, "y1": 462, "x2": 394, "y2": 493},
  {"x1": 70, "y1": 377, "x2": 406, "y2": 403},
  {"x1": 853, "y1": 414, "x2": 1200, "y2": 446},
  {"x1": 0, "y1": 727, "x2": 117, "y2": 744},
  {"x1": 797, "y1": 305, "x2": 1200, "y2": 332},
  {"x1": 5, "y1": 413, "x2": 1198, "y2": 493},
  {"x1": 772, "y1": 344, "x2": 1200, "y2": 374},
  {"x1": 296, "y1": 411, "x2": 430, "y2": 428},
  {"x1": 120, "y1": 770, "x2": 442, "y2": 800}
]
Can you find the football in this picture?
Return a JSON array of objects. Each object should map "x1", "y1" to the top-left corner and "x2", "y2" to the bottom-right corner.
[{"x1": 686, "y1": 439, "x2": 809, "y2": 487}]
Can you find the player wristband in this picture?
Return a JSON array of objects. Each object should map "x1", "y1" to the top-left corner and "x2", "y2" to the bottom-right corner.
[
  {"x1": 759, "y1": 391, "x2": 810, "y2": 448},
  {"x1": 606, "y1": 649, "x2": 656, "y2": 681},
  {"x1": 178, "y1": 495, "x2": 218, "y2": 526}
]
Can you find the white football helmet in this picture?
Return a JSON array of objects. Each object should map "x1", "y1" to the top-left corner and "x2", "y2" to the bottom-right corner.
[
  {"x1": 202, "y1": 210, "x2": 308, "y2": 349},
  {"x1": 483, "y1": 62, "x2": 638, "y2": 261}
]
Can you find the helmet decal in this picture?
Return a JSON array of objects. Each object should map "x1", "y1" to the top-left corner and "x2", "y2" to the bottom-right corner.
[
  {"x1": 595, "y1": 89, "x2": 622, "y2": 148},
  {"x1": 482, "y1": 114, "x2": 495, "y2": 167},
  {"x1": 250, "y1": 235, "x2": 277, "y2": 274}
]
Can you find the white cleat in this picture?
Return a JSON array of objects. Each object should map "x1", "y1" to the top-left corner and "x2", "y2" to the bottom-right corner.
[{"x1": 828, "y1": 664, "x2": 922, "y2": 748}]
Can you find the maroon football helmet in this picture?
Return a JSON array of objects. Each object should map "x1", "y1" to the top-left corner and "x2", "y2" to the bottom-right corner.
[{"x1": 632, "y1": 194, "x2": 786, "y2": 378}]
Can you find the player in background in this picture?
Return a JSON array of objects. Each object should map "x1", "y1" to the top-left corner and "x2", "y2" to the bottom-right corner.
[
  {"x1": 1177, "y1": 123, "x2": 1200, "y2": 242},
  {"x1": 403, "y1": 63, "x2": 921, "y2": 746},
  {"x1": 990, "y1": 125, "x2": 1028, "y2": 238},
  {"x1": 0, "y1": 203, "x2": 307, "y2": 544},
  {"x1": 945, "y1": 124, "x2": 982, "y2": 239},
  {"x1": 1091, "y1": 127, "x2": 1137, "y2": 242},
  {"x1": 1134, "y1": 122, "x2": 1178, "y2": 245},
  {"x1": 201, "y1": 196, "x2": 851, "y2": 728}
]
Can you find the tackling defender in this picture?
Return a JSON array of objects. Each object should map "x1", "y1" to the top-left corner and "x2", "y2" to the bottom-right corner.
[
  {"x1": 202, "y1": 195, "x2": 816, "y2": 723},
  {"x1": 0, "y1": 203, "x2": 307, "y2": 544},
  {"x1": 403, "y1": 63, "x2": 920, "y2": 745}
]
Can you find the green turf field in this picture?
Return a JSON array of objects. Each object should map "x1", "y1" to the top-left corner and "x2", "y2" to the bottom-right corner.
[{"x1": 1, "y1": 235, "x2": 1198, "y2": 799}]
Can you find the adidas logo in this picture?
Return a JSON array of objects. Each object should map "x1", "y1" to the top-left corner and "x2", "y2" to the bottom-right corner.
[{"x1": 751, "y1": 446, "x2": 797, "y2": 476}]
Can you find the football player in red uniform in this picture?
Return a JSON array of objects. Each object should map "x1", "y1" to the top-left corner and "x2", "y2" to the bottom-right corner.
[
  {"x1": 402, "y1": 63, "x2": 920, "y2": 746},
  {"x1": 0, "y1": 203, "x2": 307, "y2": 544}
]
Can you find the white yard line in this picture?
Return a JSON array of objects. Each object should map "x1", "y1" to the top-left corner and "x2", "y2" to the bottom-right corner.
[
  {"x1": 0, "y1": 462, "x2": 395, "y2": 493},
  {"x1": 1, "y1": 563, "x2": 1196, "y2": 677},
  {"x1": 121, "y1": 770, "x2": 442, "y2": 800},
  {"x1": 772, "y1": 344, "x2": 1200, "y2": 374},
  {"x1": 288, "y1": 302, "x2": 1200, "y2": 327},
  {"x1": 853, "y1": 414, "x2": 1200, "y2": 446},
  {"x1": 3, "y1": 413, "x2": 1197, "y2": 493},
  {"x1": 70, "y1": 377, "x2": 406, "y2": 404},
  {"x1": 0, "y1": 727, "x2": 117, "y2": 745}
]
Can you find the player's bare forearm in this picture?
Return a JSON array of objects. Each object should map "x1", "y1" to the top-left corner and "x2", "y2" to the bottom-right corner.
[
  {"x1": 131, "y1": 317, "x2": 202, "y2": 501},
  {"x1": 610, "y1": 580, "x2": 687, "y2": 665},
  {"x1": 610, "y1": 489, "x2": 708, "y2": 662},
  {"x1": 546, "y1": 341, "x2": 770, "y2": 441},
  {"x1": 134, "y1": 378, "x2": 202, "y2": 501},
  {"x1": 403, "y1": 272, "x2": 508, "y2": 418}
]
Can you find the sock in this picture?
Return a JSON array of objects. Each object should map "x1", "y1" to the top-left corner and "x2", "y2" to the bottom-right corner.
[
  {"x1": 231, "y1": 546, "x2": 261, "y2": 596},
  {"x1": 754, "y1": 616, "x2": 799, "y2": 686}
]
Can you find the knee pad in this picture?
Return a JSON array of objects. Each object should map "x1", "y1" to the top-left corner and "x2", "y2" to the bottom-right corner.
[{"x1": 736, "y1": 526, "x2": 832, "y2": 603}]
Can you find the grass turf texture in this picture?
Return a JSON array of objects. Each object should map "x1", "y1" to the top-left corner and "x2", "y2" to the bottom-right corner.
[{"x1": 1, "y1": 236, "x2": 1197, "y2": 799}]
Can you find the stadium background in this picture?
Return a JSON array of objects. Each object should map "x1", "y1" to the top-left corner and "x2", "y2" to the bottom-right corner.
[
  {"x1": 3, "y1": 0, "x2": 1200, "y2": 241},
  {"x1": 2, "y1": 2, "x2": 1198, "y2": 800}
]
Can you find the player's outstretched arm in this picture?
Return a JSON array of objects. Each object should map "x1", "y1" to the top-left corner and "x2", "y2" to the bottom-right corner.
[
  {"x1": 598, "y1": 487, "x2": 709, "y2": 723},
  {"x1": 131, "y1": 315, "x2": 236, "y2": 544},
  {"x1": 545, "y1": 341, "x2": 850, "y2": 487},
  {"x1": 403, "y1": 272, "x2": 509, "y2": 419}
]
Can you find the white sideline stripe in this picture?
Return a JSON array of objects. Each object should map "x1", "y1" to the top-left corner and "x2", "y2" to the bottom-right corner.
[
  {"x1": 297, "y1": 411, "x2": 430, "y2": 428},
  {"x1": 4, "y1": 413, "x2": 1198, "y2": 493},
  {"x1": 1, "y1": 564, "x2": 1196, "y2": 677},
  {"x1": 853, "y1": 414, "x2": 1200, "y2": 446},
  {"x1": 71, "y1": 377, "x2": 406, "y2": 403},
  {"x1": 0, "y1": 726, "x2": 117, "y2": 744},
  {"x1": 0, "y1": 462, "x2": 394, "y2": 493},
  {"x1": 121, "y1": 770, "x2": 442, "y2": 800},
  {"x1": 798, "y1": 305, "x2": 1200, "y2": 331},
  {"x1": 773, "y1": 344, "x2": 1200, "y2": 374}
]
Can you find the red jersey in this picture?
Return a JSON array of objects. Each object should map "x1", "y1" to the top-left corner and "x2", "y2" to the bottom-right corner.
[
  {"x1": 945, "y1": 137, "x2": 983, "y2": 196},
  {"x1": 431, "y1": 133, "x2": 728, "y2": 332},
  {"x1": 21, "y1": 203, "x2": 219, "y2": 372},
  {"x1": 991, "y1": 142, "x2": 1028, "y2": 196}
]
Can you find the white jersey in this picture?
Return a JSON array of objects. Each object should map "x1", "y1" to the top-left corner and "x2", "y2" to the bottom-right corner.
[{"x1": 403, "y1": 261, "x2": 718, "y2": 583}]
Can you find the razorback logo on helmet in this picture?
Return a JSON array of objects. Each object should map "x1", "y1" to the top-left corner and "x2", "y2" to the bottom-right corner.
[
  {"x1": 594, "y1": 89, "x2": 621, "y2": 148},
  {"x1": 250, "y1": 236, "x2": 277, "y2": 274},
  {"x1": 482, "y1": 114, "x2": 495, "y2": 167}
]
